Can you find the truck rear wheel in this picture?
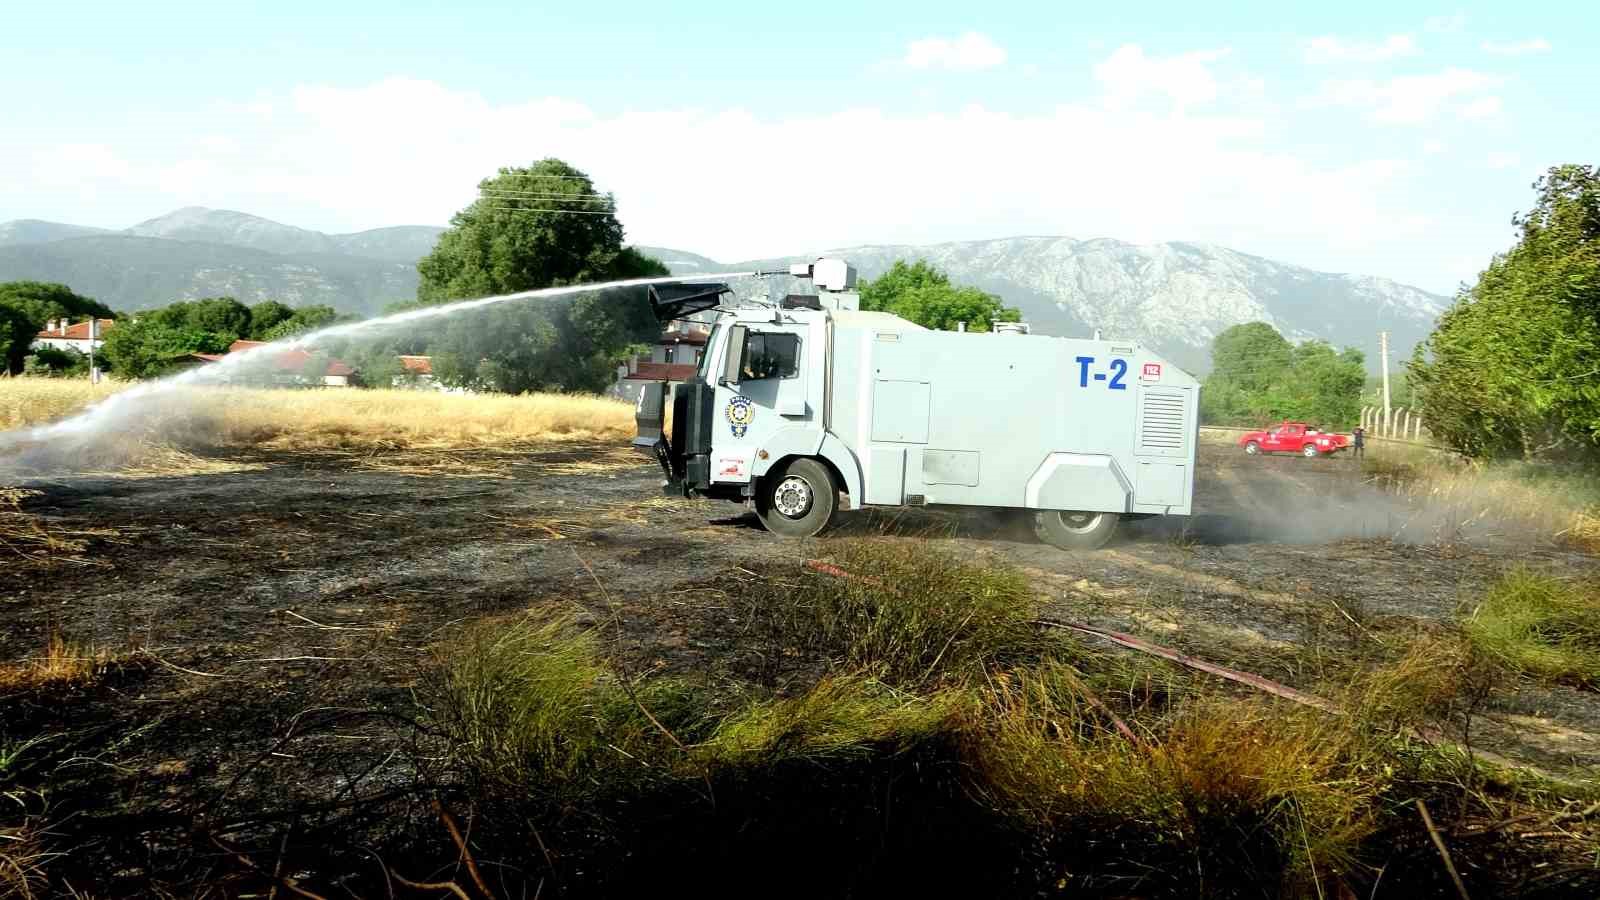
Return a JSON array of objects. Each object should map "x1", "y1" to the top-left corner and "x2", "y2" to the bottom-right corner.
[
  {"x1": 1244, "y1": 441, "x2": 1260, "y2": 455},
  {"x1": 755, "y1": 458, "x2": 838, "y2": 538},
  {"x1": 1032, "y1": 510, "x2": 1118, "y2": 551}
]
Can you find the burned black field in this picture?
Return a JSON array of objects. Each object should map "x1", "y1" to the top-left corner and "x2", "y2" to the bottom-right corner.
[{"x1": 4, "y1": 439, "x2": 1600, "y2": 898}]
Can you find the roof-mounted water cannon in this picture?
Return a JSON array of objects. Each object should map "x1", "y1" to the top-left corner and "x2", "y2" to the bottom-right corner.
[{"x1": 781, "y1": 257, "x2": 859, "y2": 311}]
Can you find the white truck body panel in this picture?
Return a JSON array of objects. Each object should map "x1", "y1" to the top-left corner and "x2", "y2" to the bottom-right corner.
[{"x1": 687, "y1": 299, "x2": 1198, "y2": 518}]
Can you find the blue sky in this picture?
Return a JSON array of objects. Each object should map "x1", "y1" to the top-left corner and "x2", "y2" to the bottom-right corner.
[{"x1": 3, "y1": 1, "x2": 1595, "y2": 293}]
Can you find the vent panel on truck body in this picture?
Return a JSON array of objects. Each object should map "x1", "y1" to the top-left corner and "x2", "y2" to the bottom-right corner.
[{"x1": 1135, "y1": 387, "x2": 1191, "y2": 458}]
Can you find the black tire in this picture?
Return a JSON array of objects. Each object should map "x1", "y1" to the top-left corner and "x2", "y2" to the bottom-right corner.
[
  {"x1": 1301, "y1": 443, "x2": 1319, "y2": 458},
  {"x1": 1244, "y1": 441, "x2": 1260, "y2": 456},
  {"x1": 1032, "y1": 510, "x2": 1118, "y2": 551},
  {"x1": 755, "y1": 458, "x2": 838, "y2": 537}
]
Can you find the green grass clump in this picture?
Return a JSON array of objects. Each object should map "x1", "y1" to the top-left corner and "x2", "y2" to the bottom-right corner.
[
  {"x1": 705, "y1": 675, "x2": 958, "y2": 764},
  {"x1": 1463, "y1": 568, "x2": 1600, "y2": 686},
  {"x1": 436, "y1": 612, "x2": 964, "y2": 798},
  {"x1": 740, "y1": 540, "x2": 1043, "y2": 689}
]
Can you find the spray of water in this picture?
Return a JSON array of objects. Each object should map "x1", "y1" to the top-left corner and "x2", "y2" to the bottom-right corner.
[{"x1": 0, "y1": 272, "x2": 754, "y2": 469}]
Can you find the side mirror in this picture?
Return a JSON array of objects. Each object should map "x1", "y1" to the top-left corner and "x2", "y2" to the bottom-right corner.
[{"x1": 719, "y1": 325, "x2": 747, "y2": 387}]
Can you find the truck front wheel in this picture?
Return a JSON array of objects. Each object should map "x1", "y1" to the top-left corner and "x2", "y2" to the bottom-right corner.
[
  {"x1": 1033, "y1": 510, "x2": 1118, "y2": 551},
  {"x1": 1244, "y1": 441, "x2": 1260, "y2": 455},
  {"x1": 755, "y1": 458, "x2": 838, "y2": 537},
  {"x1": 1301, "y1": 443, "x2": 1319, "y2": 458}
]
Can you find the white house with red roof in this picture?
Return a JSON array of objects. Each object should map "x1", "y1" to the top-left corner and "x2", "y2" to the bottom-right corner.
[
  {"x1": 32, "y1": 318, "x2": 116, "y2": 354},
  {"x1": 610, "y1": 320, "x2": 712, "y2": 402}
]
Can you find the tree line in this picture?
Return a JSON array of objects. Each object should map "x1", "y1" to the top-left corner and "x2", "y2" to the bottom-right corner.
[
  {"x1": 1198, "y1": 322, "x2": 1366, "y2": 428},
  {"x1": 1411, "y1": 164, "x2": 1600, "y2": 460}
]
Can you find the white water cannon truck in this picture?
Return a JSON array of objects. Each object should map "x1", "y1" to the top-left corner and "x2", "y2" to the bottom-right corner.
[{"x1": 632, "y1": 259, "x2": 1199, "y2": 550}]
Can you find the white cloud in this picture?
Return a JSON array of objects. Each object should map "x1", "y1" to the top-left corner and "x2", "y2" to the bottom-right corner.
[
  {"x1": 900, "y1": 32, "x2": 1006, "y2": 71},
  {"x1": 1422, "y1": 139, "x2": 1447, "y2": 155},
  {"x1": 1309, "y1": 68, "x2": 1500, "y2": 124},
  {"x1": 1, "y1": 76, "x2": 1428, "y2": 271},
  {"x1": 1304, "y1": 34, "x2": 1419, "y2": 64},
  {"x1": 1459, "y1": 95, "x2": 1502, "y2": 120},
  {"x1": 1486, "y1": 151, "x2": 1520, "y2": 170},
  {"x1": 1093, "y1": 44, "x2": 1232, "y2": 109},
  {"x1": 1482, "y1": 38, "x2": 1551, "y2": 56}
]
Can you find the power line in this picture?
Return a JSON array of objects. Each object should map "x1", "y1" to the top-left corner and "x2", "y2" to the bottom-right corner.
[
  {"x1": 481, "y1": 206, "x2": 620, "y2": 216},
  {"x1": 478, "y1": 188, "x2": 613, "y2": 199},
  {"x1": 480, "y1": 173, "x2": 603, "y2": 181}
]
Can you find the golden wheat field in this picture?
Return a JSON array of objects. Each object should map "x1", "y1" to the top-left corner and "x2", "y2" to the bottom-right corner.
[{"x1": 0, "y1": 376, "x2": 634, "y2": 451}]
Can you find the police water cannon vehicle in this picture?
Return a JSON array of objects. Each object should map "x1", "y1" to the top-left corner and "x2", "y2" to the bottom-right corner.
[{"x1": 632, "y1": 259, "x2": 1199, "y2": 550}]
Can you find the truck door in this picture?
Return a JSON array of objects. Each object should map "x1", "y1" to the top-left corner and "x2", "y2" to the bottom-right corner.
[{"x1": 710, "y1": 324, "x2": 807, "y2": 485}]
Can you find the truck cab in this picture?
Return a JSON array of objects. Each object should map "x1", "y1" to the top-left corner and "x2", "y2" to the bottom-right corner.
[{"x1": 632, "y1": 259, "x2": 1201, "y2": 550}]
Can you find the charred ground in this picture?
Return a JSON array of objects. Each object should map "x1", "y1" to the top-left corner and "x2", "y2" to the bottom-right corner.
[{"x1": 3, "y1": 438, "x2": 1598, "y2": 896}]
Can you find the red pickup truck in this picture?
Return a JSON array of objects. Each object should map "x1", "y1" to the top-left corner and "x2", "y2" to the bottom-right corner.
[{"x1": 1238, "y1": 422, "x2": 1349, "y2": 458}]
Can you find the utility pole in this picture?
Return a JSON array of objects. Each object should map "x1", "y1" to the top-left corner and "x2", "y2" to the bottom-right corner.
[
  {"x1": 1379, "y1": 330, "x2": 1391, "y2": 437},
  {"x1": 87, "y1": 317, "x2": 98, "y2": 384}
]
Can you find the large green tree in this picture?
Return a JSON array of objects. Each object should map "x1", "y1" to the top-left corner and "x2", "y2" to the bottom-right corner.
[
  {"x1": 247, "y1": 300, "x2": 297, "y2": 338},
  {"x1": 1200, "y1": 322, "x2": 1364, "y2": 427},
  {"x1": 0, "y1": 281, "x2": 115, "y2": 374},
  {"x1": 413, "y1": 158, "x2": 668, "y2": 392},
  {"x1": 1411, "y1": 164, "x2": 1600, "y2": 459},
  {"x1": 417, "y1": 158, "x2": 667, "y2": 301},
  {"x1": 858, "y1": 260, "x2": 1021, "y2": 331}
]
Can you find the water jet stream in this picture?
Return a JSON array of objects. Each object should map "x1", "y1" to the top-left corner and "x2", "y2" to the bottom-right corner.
[{"x1": 0, "y1": 272, "x2": 753, "y2": 466}]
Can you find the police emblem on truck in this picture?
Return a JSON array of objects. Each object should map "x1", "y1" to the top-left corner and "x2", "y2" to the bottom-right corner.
[{"x1": 726, "y1": 395, "x2": 754, "y2": 438}]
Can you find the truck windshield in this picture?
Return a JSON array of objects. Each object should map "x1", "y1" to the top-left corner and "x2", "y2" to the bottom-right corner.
[{"x1": 696, "y1": 324, "x2": 721, "y2": 381}]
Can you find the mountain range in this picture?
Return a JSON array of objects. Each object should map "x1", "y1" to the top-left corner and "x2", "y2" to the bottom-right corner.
[
  {"x1": 0, "y1": 209, "x2": 443, "y2": 316},
  {"x1": 638, "y1": 241, "x2": 1447, "y2": 372},
  {"x1": 0, "y1": 207, "x2": 1447, "y2": 370}
]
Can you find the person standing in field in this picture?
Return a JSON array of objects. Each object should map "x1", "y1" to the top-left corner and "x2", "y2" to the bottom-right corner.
[{"x1": 1351, "y1": 425, "x2": 1365, "y2": 459}]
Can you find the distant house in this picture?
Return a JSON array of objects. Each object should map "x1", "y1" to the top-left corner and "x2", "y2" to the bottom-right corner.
[
  {"x1": 398, "y1": 355, "x2": 433, "y2": 380},
  {"x1": 393, "y1": 355, "x2": 476, "y2": 394},
  {"x1": 32, "y1": 318, "x2": 115, "y2": 354},
  {"x1": 178, "y1": 339, "x2": 358, "y2": 387},
  {"x1": 610, "y1": 320, "x2": 712, "y2": 403}
]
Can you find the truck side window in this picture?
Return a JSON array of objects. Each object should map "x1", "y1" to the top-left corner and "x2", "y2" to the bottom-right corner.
[{"x1": 743, "y1": 332, "x2": 800, "y2": 380}]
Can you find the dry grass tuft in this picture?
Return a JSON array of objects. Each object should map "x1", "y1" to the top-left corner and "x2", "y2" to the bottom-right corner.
[
  {"x1": 1365, "y1": 444, "x2": 1600, "y2": 552},
  {"x1": 211, "y1": 387, "x2": 634, "y2": 450},
  {"x1": 0, "y1": 632, "x2": 113, "y2": 693},
  {"x1": 0, "y1": 489, "x2": 118, "y2": 567},
  {"x1": 737, "y1": 540, "x2": 1045, "y2": 690},
  {"x1": 0, "y1": 377, "x2": 124, "y2": 431},
  {"x1": 0, "y1": 819, "x2": 51, "y2": 900},
  {"x1": 1, "y1": 376, "x2": 636, "y2": 474}
]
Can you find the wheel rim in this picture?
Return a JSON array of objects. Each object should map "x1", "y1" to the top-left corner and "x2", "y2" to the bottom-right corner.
[
  {"x1": 772, "y1": 475, "x2": 813, "y2": 518},
  {"x1": 1245, "y1": 443, "x2": 1258, "y2": 454},
  {"x1": 1303, "y1": 445, "x2": 1317, "y2": 457},
  {"x1": 1053, "y1": 511, "x2": 1104, "y2": 534}
]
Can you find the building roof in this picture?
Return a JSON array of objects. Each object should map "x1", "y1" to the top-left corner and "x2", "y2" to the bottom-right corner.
[
  {"x1": 398, "y1": 355, "x2": 433, "y2": 375},
  {"x1": 658, "y1": 329, "x2": 709, "y2": 346},
  {"x1": 628, "y1": 362, "x2": 699, "y2": 382},
  {"x1": 35, "y1": 319, "x2": 115, "y2": 341},
  {"x1": 191, "y1": 341, "x2": 355, "y2": 377}
]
